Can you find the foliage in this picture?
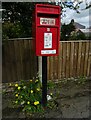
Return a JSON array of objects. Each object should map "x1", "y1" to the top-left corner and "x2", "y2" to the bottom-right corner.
[
  {"x1": 85, "y1": 34, "x2": 91, "y2": 40},
  {"x1": 12, "y1": 79, "x2": 44, "y2": 113},
  {"x1": 47, "y1": 80, "x2": 55, "y2": 90},
  {"x1": 58, "y1": 1, "x2": 91, "y2": 14},
  {"x1": 2, "y1": 1, "x2": 90, "y2": 39},
  {"x1": 70, "y1": 29, "x2": 86, "y2": 40},
  {"x1": 2, "y1": 2, "x2": 36, "y2": 39},
  {"x1": 77, "y1": 76, "x2": 87, "y2": 84},
  {"x1": 10, "y1": 79, "x2": 57, "y2": 114},
  {"x1": 47, "y1": 100, "x2": 57, "y2": 109},
  {"x1": 2, "y1": 21, "x2": 23, "y2": 39},
  {"x1": 61, "y1": 19, "x2": 75, "y2": 40},
  {"x1": 2, "y1": 2, "x2": 52, "y2": 39}
]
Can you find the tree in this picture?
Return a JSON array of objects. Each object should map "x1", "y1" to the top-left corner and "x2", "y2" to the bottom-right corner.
[
  {"x1": 56, "y1": 0, "x2": 91, "y2": 14},
  {"x1": 61, "y1": 19, "x2": 75, "y2": 40},
  {"x1": 2, "y1": 1, "x2": 91, "y2": 39},
  {"x1": 70, "y1": 29, "x2": 86, "y2": 40},
  {"x1": 3, "y1": 21, "x2": 24, "y2": 39},
  {"x1": 2, "y1": 2, "x2": 36, "y2": 39}
]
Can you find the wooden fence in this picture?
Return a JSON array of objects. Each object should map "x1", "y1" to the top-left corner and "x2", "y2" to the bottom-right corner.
[
  {"x1": 2, "y1": 38, "x2": 91, "y2": 83},
  {"x1": 47, "y1": 41, "x2": 91, "y2": 81},
  {"x1": 2, "y1": 38, "x2": 37, "y2": 83}
]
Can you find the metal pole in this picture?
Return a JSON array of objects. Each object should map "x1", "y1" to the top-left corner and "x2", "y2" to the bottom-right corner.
[{"x1": 42, "y1": 56, "x2": 47, "y2": 107}]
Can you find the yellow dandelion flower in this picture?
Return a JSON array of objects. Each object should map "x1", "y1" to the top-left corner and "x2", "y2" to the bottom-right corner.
[
  {"x1": 15, "y1": 84, "x2": 18, "y2": 87},
  {"x1": 27, "y1": 101, "x2": 30, "y2": 104},
  {"x1": 30, "y1": 79, "x2": 32, "y2": 82},
  {"x1": 18, "y1": 86, "x2": 21, "y2": 90},
  {"x1": 36, "y1": 101, "x2": 39, "y2": 105},
  {"x1": 50, "y1": 93, "x2": 53, "y2": 96},
  {"x1": 15, "y1": 94, "x2": 18, "y2": 97},
  {"x1": 34, "y1": 101, "x2": 39, "y2": 105},
  {"x1": 21, "y1": 96, "x2": 23, "y2": 98},
  {"x1": 9, "y1": 83, "x2": 12, "y2": 86},
  {"x1": 34, "y1": 101, "x2": 37, "y2": 105},
  {"x1": 15, "y1": 101, "x2": 18, "y2": 104},
  {"x1": 35, "y1": 79, "x2": 38, "y2": 83},
  {"x1": 31, "y1": 90, "x2": 33, "y2": 93},
  {"x1": 37, "y1": 88, "x2": 40, "y2": 91}
]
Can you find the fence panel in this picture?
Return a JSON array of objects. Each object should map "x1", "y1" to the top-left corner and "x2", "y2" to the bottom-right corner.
[
  {"x1": 2, "y1": 39, "x2": 37, "y2": 83},
  {"x1": 2, "y1": 39, "x2": 91, "y2": 83},
  {"x1": 47, "y1": 41, "x2": 91, "y2": 80}
]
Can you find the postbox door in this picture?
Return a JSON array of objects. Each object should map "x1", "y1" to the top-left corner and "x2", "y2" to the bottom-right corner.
[{"x1": 36, "y1": 27, "x2": 58, "y2": 55}]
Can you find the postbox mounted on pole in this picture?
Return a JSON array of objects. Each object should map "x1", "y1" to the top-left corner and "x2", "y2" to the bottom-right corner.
[{"x1": 33, "y1": 4, "x2": 60, "y2": 56}]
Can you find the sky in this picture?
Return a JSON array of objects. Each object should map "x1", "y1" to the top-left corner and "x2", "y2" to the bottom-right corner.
[{"x1": 61, "y1": 0, "x2": 91, "y2": 28}]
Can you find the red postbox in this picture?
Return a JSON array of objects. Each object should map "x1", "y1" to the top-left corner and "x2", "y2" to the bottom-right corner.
[{"x1": 32, "y1": 4, "x2": 60, "y2": 56}]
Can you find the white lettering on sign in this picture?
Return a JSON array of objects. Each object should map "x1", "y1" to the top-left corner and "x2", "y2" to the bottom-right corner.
[
  {"x1": 41, "y1": 50, "x2": 56, "y2": 54},
  {"x1": 44, "y1": 33, "x2": 52, "y2": 48},
  {"x1": 40, "y1": 18, "x2": 55, "y2": 25}
]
